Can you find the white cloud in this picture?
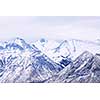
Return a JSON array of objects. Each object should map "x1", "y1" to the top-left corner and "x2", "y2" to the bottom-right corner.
[{"x1": 0, "y1": 16, "x2": 99, "y2": 42}]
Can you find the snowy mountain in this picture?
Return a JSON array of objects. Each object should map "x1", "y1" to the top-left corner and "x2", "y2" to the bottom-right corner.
[
  {"x1": 34, "y1": 38, "x2": 59, "y2": 53},
  {"x1": 34, "y1": 39, "x2": 100, "y2": 66},
  {"x1": 45, "y1": 51, "x2": 100, "y2": 83},
  {"x1": 34, "y1": 39, "x2": 71, "y2": 64},
  {"x1": 0, "y1": 38, "x2": 62, "y2": 83},
  {"x1": 0, "y1": 37, "x2": 100, "y2": 83}
]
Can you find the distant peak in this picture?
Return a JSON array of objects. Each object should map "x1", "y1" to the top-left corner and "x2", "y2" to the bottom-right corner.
[
  {"x1": 40, "y1": 38, "x2": 46, "y2": 43},
  {"x1": 62, "y1": 40, "x2": 68, "y2": 44},
  {"x1": 58, "y1": 40, "x2": 68, "y2": 48},
  {"x1": 14, "y1": 37, "x2": 25, "y2": 41},
  {"x1": 78, "y1": 51, "x2": 93, "y2": 58}
]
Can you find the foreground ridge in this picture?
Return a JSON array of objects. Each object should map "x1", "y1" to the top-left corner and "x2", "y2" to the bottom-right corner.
[{"x1": 46, "y1": 51, "x2": 100, "y2": 83}]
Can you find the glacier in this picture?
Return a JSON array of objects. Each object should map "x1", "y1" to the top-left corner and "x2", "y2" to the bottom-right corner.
[{"x1": 0, "y1": 37, "x2": 100, "y2": 82}]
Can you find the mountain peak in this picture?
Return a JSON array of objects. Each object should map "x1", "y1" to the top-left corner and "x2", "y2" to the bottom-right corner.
[
  {"x1": 58, "y1": 40, "x2": 68, "y2": 47},
  {"x1": 2, "y1": 37, "x2": 34, "y2": 51},
  {"x1": 14, "y1": 37, "x2": 25, "y2": 44},
  {"x1": 40, "y1": 38, "x2": 47, "y2": 43}
]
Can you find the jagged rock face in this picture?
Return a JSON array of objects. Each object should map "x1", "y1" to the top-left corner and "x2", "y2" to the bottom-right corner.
[
  {"x1": 0, "y1": 51, "x2": 62, "y2": 83},
  {"x1": 45, "y1": 51, "x2": 100, "y2": 83},
  {"x1": 30, "y1": 52, "x2": 63, "y2": 83},
  {"x1": 0, "y1": 38, "x2": 100, "y2": 83},
  {"x1": 0, "y1": 38, "x2": 62, "y2": 83}
]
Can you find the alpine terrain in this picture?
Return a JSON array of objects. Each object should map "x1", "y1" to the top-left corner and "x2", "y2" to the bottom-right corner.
[{"x1": 0, "y1": 37, "x2": 100, "y2": 83}]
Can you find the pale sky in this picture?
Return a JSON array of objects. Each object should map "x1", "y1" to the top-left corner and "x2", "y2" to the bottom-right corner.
[{"x1": 0, "y1": 16, "x2": 100, "y2": 42}]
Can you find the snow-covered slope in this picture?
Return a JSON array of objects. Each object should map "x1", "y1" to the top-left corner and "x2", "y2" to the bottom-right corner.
[
  {"x1": 34, "y1": 39, "x2": 71, "y2": 64},
  {"x1": 34, "y1": 38, "x2": 59, "y2": 52},
  {"x1": 45, "y1": 51, "x2": 100, "y2": 83},
  {"x1": 34, "y1": 39, "x2": 100, "y2": 65},
  {"x1": 0, "y1": 38, "x2": 62, "y2": 83},
  {"x1": 0, "y1": 37, "x2": 100, "y2": 83}
]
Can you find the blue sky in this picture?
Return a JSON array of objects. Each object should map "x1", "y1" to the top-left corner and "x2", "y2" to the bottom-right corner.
[{"x1": 0, "y1": 16, "x2": 100, "y2": 42}]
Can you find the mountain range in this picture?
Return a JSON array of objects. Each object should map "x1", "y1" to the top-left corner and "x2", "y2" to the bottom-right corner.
[{"x1": 0, "y1": 37, "x2": 100, "y2": 83}]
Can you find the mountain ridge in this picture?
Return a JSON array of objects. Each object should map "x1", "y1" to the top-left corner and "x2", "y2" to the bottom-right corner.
[{"x1": 0, "y1": 37, "x2": 99, "y2": 82}]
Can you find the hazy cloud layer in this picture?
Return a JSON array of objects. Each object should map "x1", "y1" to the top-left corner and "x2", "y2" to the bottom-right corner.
[{"x1": 0, "y1": 16, "x2": 100, "y2": 42}]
